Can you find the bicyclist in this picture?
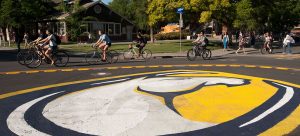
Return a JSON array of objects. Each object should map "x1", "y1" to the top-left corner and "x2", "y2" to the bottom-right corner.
[
  {"x1": 192, "y1": 32, "x2": 207, "y2": 50},
  {"x1": 129, "y1": 32, "x2": 147, "y2": 57},
  {"x1": 39, "y1": 29, "x2": 58, "y2": 65},
  {"x1": 32, "y1": 30, "x2": 48, "y2": 54},
  {"x1": 95, "y1": 30, "x2": 112, "y2": 61}
]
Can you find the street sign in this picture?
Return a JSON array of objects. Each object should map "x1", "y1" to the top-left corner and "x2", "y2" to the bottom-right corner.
[{"x1": 176, "y1": 8, "x2": 184, "y2": 14}]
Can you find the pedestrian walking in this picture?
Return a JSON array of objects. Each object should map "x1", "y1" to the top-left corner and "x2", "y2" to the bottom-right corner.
[
  {"x1": 236, "y1": 32, "x2": 246, "y2": 54},
  {"x1": 23, "y1": 32, "x2": 30, "y2": 48},
  {"x1": 283, "y1": 32, "x2": 295, "y2": 54},
  {"x1": 223, "y1": 32, "x2": 229, "y2": 51}
]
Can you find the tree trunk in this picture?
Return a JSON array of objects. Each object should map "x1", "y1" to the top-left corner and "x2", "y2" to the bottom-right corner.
[{"x1": 150, "y1": 25, "x2": 154, "y2": 43}]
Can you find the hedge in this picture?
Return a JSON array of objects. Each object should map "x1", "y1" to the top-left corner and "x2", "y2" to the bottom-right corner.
[{"x1": 154, "y1": 32, "x2": 189, "y2": 40}]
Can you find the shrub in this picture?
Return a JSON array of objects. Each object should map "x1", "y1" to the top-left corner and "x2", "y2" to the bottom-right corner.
[{"x1": 154, "y1": 32, "x2": 189, "y2": 40}]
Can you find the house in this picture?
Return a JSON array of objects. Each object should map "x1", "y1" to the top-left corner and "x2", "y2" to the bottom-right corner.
[{"x1": 37, "y1": 0, "x2": 134, "y2": 42}]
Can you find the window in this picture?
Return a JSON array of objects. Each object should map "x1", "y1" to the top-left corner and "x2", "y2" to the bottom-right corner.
[
  {"x1": 108, "y1": 24, "x2": 114, "y2": 35},
  {"x1": 56, "y1": 22, "x2": 66, "y2": 35},
  {"x1": 115, "y1": 24, "x2": 121, "y2": 35}
]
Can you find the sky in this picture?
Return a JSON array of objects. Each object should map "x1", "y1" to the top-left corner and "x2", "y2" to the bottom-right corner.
[{"x1": 101, "y1": 0, "x2": 112, "y2": 4}]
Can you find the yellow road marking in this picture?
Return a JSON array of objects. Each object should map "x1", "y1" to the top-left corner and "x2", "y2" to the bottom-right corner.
[
  {"x1": 43, "y1": 70, "x2": 57, "y2": 73},
  {"x1": 201, "y1": 64, "x2": 213, "y2": 67},
  {"x1": 275, "y1": 67, "x2": 289, "y2": 70},
  {"x1": 135, "y1": 66, "x2": 146, "y2": 68},
  {"x1": 0, "y1": 70, "x2": 192, "y2": 99},
  {"x1": 148, "y1": 65, "x2": 159, "y2": 68},
  {"x1": 106, "y1": 67, "x2": 119, "y2": 69},
  {"x1": 244, "y1": 65, "x2": 256, "y2": 68},
  {"x1": 5, "y1": 72, "x2": 21, "y2": 75},
  {"x1": 188, "y1": 64, "x2": 200, "y2": 67},
  {"x1": 229, "y1": 65, "x2": 241, "y2": 67},
  {"x1": 121, "y1": 66, "x2": 133, "y2": 69},
  {"x1": 0, "y1": 64, "x2": 298, "y2": 75},
  {"x1": 60, "y1": 69, "x2": 73, "y2": 72},
  {"x1": 215, "y1": 64, "x2": 227, "y2": 67},
  {"x1": 25, "y1": 71, "x2": 39, "y2": 74},
  {"x1": 259, "y1": 66, "x2": 272, "y2": 69},
  {"x1": 260, "y1": 105, "x2": 300, "y2": 136},
  {"x1": 77, "y1": 68, "x2": 90, "y2": 71}
]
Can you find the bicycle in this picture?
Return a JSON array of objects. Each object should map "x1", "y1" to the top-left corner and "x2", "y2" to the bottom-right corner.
[
  {"x1": 85, "y1": 44, "x2": 119, "y2": 65},
  {"x1": 16, "y1": 42, "x2": 37, "y2": 65},
  {"x1": 187, "y1": 43, "x2": 211, "y2": 61},
  {"x1": 260, "y1": 42, "x2": 273, "y2": 54},
  {"x1": 123, "y1": 43, "x2": 152, "y2": 61},
  {"x1": 23, "y1": 45, "x2": 69, "y2": 68}
]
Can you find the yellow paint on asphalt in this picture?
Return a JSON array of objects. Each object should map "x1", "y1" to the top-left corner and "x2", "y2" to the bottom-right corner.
[
  {"x1": 188, "y1": 64, "x2": 200, "y2": 67},
  {"x1": 148, "y1": 65, "x2": 159, "y2": 68},
  {"x1": 0, "y1": 64, "x2": 298, "y2": 75},
  {"x1": 5, "y1": 72, "x2": 21, "y2": 75},
  {"x1": 0, "y1": 70, "x2": 200, "y2": 99},
  {"x1": 259, "y1": 66, "x2": 273, "y2": 69},
  {"x1": 244, "y1": 65, "x2": 256, "y2": 68},
  {"x1": 106, "y1": 67, "x2": 118, "y2": 70},
  {"x1": 43, "y1": 70, "x2": 57, "y2": 73},
  {"x1": 275, "y1": 67, "x2": 289, "y2": 70},
  {"x1": 60, "y1": 69, "x2": 73, "y2": 72},
  {"x1": 260, "y1": 105, "x2": 300, "y2": 136},
  {"x1": 25, "y1": 71, "x2": 39, "y2": 74},
  {"x1": 215, "y1": 64, "x2": 227, "y2": 67},
  {"x1": 229, "y1": 65, "x2": 241, "y2": 67},
  {"x1": 77, "y1": 68, "x2": 90, "y2": 71},
  {"x1": 201, "y1": 64, "x2": 213, "y2": 67},
  {"x1": 121, "y1": 66, "x2": 133, "y2": 69},
  {"x1": 135, "y1": 66, "x2": 146, "y2": 68}
]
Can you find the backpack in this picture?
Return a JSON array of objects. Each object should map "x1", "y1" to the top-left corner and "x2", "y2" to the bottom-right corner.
[
  {"x1": 54, "y1": 34, "x2": 61, "y2": 45},
  {"x1": 204, "y1": 37, "x2": 209, "y2": 44}
]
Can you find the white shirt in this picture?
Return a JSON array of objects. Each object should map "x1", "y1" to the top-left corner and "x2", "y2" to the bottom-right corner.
[
  {"x1": 283, "y1": 34, "x2": 295, "y2": 45},
  {"x1": 47, "y1": 34, "x2": 57, "y2": 47}
]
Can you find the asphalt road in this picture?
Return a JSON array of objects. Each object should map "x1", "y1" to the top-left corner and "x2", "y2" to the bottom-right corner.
[{"x1": 0, "y1": 48, "x2": 299, "y2": 136}]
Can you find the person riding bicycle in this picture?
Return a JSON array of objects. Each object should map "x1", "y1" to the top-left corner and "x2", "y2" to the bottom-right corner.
[
  {"x1": 192, "y1": 32, "x2": 207, "y2": 50},
  {"x1": 38, "y1": 29, "x2": 58, "y2": 65},
  {"x1": 95, "y1": 30, "x2": 112, "y2": 61},
  {"x1": 129, "y1": 32, "x2": 147, "y2": 57}
]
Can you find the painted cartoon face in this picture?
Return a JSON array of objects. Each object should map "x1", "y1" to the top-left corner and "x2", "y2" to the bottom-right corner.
[{"x1": 1, "y1": 70, "x2": 300, "y2": 136}]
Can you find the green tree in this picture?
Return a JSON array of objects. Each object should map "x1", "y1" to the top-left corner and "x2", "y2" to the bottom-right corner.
[
  {"x1": 109, "y1": 0, "x2": 148, "y2": 30},
  {"x1": 234, "y1": 0, "x2": 257, "y2": 31}
]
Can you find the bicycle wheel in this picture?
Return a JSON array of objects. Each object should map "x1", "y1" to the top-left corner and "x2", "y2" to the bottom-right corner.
[
  {"x1": 17, "y1": 50, "x2": 29, "y2": 65},
  {"x1": 24, "y1": 51, "x2": 42, "y2": 68},
  {"x1": 123, "y1": 49, "x2": 134, "y2": 60},
  {"x1": 187, "y1": 49, "x2": 197, "y2": 61},
  {"x1": 260, "y1": 45, "x2": 267, "y2": 54},
  {"x1": 108, "y1": 50, "x2": 119, "y2": 63},
  {"x1": 141, "y1": 49, "x2": 152, "y2": 60},
  {"x1": 54, "y1": 51, "x2": 69, "y2": 67},
  {"x1": 85, "y1": 50, "x2": 101, "y2": 65},
  {"x1": 202, "y1": 49, "x2": 212, "y2": 60}
]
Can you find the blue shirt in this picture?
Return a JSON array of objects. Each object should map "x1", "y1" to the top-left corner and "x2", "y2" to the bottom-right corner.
[{"x1": 99, "y1": 34, "x2": 111, "y2": 43}]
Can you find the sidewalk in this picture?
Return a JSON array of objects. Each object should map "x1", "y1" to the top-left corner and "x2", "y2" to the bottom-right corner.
[{"x1": 152, "y1": 48, "x2": 257, "y2": 58}]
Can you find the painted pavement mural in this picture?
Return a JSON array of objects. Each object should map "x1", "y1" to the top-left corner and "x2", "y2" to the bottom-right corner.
[{"x1": 0, "y1": 70, "x2": 299, "y2": 136}]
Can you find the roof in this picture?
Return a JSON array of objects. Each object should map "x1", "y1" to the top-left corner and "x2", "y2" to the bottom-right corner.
[{"x1": 47, "y1": 1, "x2": 134, "y2": 25}]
